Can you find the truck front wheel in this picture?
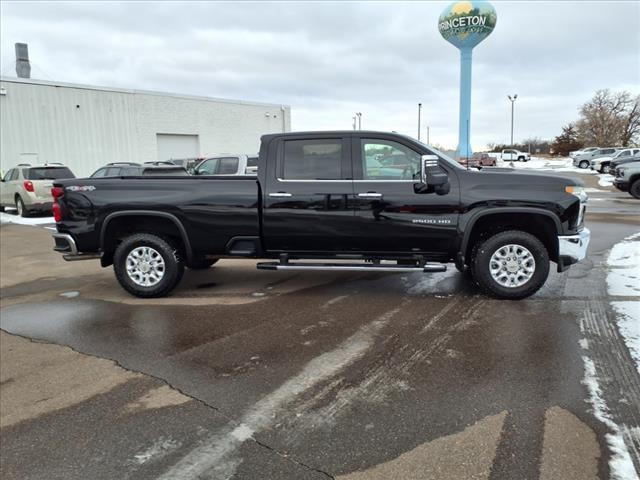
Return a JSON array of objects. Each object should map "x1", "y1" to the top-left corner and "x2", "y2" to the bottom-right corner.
[
  {"x1": 470, "y1": 230, "x2": 549, "y2": 299},
  {"x1": 630, "y1": 179, "x2": 640, "y2": 199},
  {"x1": 113, "y1": 233, "x2": 185, "y2": 298}
]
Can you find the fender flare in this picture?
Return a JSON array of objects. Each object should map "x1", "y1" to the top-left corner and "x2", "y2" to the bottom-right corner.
[
  {"x1": 459, "y1": 207, "x2": 562, "y2": 260},
  {"x1": 100, "y1": 210, "x2": 193, "y2": 262}
]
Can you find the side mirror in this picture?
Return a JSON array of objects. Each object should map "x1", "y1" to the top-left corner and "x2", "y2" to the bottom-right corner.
[{"x1": 420, "y1": 154, "x2": 448, "y2": 186}]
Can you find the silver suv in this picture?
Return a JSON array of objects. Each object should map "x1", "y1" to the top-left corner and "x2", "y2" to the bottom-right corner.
[
  {"x1": 573, "y1": 147, "x2": 619, "y2": 169},
  {"x1": 0, "y1": 164, "x2": 75, "y2": 217},
  {"x1": 614, "y1": 161, "x2": 640, "y2": 199}
]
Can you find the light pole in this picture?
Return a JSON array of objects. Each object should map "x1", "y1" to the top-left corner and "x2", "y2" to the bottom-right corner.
[
  {"x1": 508, "y1": 94, "x2": 518, "y2": 147},
  {"x1": 352, "y1": 116, "x2": 357, "y2": 130},
  {"x1": 427, "y1": 126, "x2": 430, "y2": 145},
  {"x1": 418, "y1": 103, "x2": 422, "y2": 140},
  {"x1": 356, "y1": 112, "x2": 362, "y2": 130}
]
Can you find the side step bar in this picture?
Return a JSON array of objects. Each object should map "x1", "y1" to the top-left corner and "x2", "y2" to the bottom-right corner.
[{"x1": 256, "y1": 262, "x2": 447, "y2": 273}]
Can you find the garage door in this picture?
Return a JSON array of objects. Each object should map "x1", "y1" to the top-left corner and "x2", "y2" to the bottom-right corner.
[{"x1": 156, "y1": 134, "x2": 199, "y2": 161}]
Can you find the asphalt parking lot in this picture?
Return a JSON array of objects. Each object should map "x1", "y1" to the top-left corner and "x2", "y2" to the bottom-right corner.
[{"x1": 1, "y1": 170, "x2": 639, "y2": 480}]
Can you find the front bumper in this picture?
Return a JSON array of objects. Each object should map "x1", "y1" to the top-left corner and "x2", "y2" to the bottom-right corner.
[
  {"x1": 557, "y1": 228, "x2": 590, "y2": 272},
  {"x1": 613, "y1": 180, "x2": 629, "y2": 192},
  {"x1": 52, "y1": 232, "x2": 101, "y2": 261}
]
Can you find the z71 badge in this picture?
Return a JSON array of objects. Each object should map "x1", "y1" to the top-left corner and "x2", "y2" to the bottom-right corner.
[{"x1": 66, "y1": 185, "x2": 96, "y2": 192}]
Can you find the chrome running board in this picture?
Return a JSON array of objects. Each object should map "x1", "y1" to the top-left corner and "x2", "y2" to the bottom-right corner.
[{"x1": 256, "y1": 262, "x2": 447, "y2": 273}]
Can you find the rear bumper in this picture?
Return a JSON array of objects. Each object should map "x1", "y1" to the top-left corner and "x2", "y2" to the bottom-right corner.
[
  {"x1": 557, "y1": 228, "x2": 590, "y2": 272},
  {"x1": 52, "y1": 233, "x2": 101, "y2": 261}
]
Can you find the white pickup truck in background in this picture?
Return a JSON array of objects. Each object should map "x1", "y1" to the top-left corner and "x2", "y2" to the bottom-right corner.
[
  {"x1": 501, "y1": 149, "x2": 531, "y2": 162},
  {"x1": 193, "y1": 154, "x2": 259, "y2": 175}
]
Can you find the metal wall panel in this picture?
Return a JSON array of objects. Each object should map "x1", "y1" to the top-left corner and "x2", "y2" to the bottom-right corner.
[{"x1": 0, "y1": 78, "x2": 291, "y2": 177}]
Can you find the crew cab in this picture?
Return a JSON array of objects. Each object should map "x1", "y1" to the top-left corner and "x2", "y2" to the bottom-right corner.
[
  {"x1": 51, "y1": 131, "x2": 590, "y2": 300},
  {"x1": 501, "y1": 149, "x2": 530, "y2": 162}
]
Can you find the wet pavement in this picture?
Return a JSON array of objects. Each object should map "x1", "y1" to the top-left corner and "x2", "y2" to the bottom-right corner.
[{"x1": 1, "y1": 172, "x2": 639, "y2": 480}]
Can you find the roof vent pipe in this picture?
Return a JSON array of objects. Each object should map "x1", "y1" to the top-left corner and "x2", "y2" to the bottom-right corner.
[{"x1": 15, "y1": 43, "x2": 31, "y2": 79}]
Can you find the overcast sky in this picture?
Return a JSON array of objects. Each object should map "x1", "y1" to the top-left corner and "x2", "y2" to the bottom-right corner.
[{"x1": 1, "y1": 1, "x2": 639, "y2": 150}]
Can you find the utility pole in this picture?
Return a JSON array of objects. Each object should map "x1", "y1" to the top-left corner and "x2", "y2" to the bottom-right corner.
[
  {"x1": 417, "y1": 103, "x2": 422, "y2": 140},
  {"x1": 356, "y1": 112, "x2": 362, "y2": 130},
  {"x1": 507, "y1": 94, "x2": 518, "y2": 147},
  {"x1": 426, "y1": 126, "x2": 430, "y2": 145}
]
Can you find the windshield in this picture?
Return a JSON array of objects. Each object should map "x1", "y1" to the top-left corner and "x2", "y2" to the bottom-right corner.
[{"x1": 24, "y1": 167, "x2": 75, "y2": 180}]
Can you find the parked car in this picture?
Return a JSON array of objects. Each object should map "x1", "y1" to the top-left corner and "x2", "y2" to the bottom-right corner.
[
  {"x1": 51, "y1": 131, "x2": 590, "y2": 300},
  {"x1": 501, "y1": 149, "x2": 530, "y2": 162},
  {"x1": 610, "y1": 154, "x2": 640, "y2": 171},
  {"x1": 569, "y1": 147, "x2": 598, "y2": 158},
  {"x1": 613, "y1": 161, "x2": 640, "y2": 199},
  {"x1": 193, "y1": 154, "x2": 258, "y2": 176},
  {"x1": 91, "y1": 163, "x2": 188, "y2": 177},
  {"x1": 573, "y1": 147, "x2": 618, "y2": 169},
  {"x1": 1, "y1": 164, "x2": 75, "y2": 217},
  {"x1": 167, "y1": 158, "x2": 202, "y2": 173},
  {"x1": 590, "y1": 148, "x2": 640, "y2": 174},
  {"x1": 459, "y1": 152, "x2": 497, "y2": 167}
]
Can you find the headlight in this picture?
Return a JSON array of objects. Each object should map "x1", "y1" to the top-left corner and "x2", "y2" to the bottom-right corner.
[{"x1": 565, "y1": 185, "x2": 588, "y2": 202}]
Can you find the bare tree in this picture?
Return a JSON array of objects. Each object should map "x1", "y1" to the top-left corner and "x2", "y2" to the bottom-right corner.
[
  {"x1": 619, "y1": 94, "x2": 640, "y2": 147},
  {"x1": 576, "y1": 90, "x2": 639, "y2": 146}
]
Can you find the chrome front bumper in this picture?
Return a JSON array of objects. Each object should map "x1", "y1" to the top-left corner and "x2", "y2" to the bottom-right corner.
[{"x1": 557, "y1": 228, "x2": 590, "y2": 271}]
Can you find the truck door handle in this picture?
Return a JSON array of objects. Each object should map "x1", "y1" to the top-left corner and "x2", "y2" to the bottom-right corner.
[
  {"x1": 269, "y1": 192, "x2": 292, "y2": 198},
  {"x1": 357, "y1": 192, "x2": 383, "y2": 198}
]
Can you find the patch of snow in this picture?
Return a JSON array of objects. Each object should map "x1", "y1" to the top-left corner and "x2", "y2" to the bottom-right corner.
[
  {"x1": 599, "y1": 174, "x2": 615, "y2": 187},
  {"x1": 581, "y1": 356, "x2": 638, "y2": 480},
  {"x1": 612, "y1": 302, "x2": 640, "y2": 375},
  {"x1": 579, "y1": 338, "x2": 589, "y2": 350},
  {"x1": 133, "y1": 437, "x2": 181, "y2": 465},
  {"x1": 607, "y1": 234, "x2": 640, "y2": 296},
  {"x1": 0, "y1": 212, "x2": 54, "y2": 226},
  {"x1": 59, "y1": 291, "x2": 80, "y2": 298},
  {"x1": 230, "y1": 424, "x2": 254, "y2": 441}
]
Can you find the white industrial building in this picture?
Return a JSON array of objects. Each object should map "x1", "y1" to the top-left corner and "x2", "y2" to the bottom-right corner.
[{"x1": 0, "y1": 77, "x2": 291, "y2": 177}]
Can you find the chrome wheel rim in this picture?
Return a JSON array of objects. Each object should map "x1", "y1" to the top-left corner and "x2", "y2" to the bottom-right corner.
[
  {"x1": 489, "y1": 244, "x2": 536, "y2": 288},
  {"x1": 126, "y1": 246, "x2": 165, "y2": 287}
]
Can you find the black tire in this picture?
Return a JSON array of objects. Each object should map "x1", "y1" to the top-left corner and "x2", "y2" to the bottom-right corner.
[
  {"x1": 15, "y1": 196, "x2": 28, "y2": 217},
  {"x1": 518, "y1": 156, "x2": 525, "y2": 162},
  {"x1": 187, "y1": 258, "x2": 219, "y2": 270},
  {"x1": 470, "y1": 230, "x2": 549, "y2": 300},
  {"x1": 113, "y1": 233, "x2": 184, "y2": 298},
  {"x1": 579, "y1": 160, "x2": 590, "y2": 169},
  {"x1": 601, "y1": 164, "x2": 610, "y2": 174},
  {"x1": 630, "y1": 179, "x2": 640, "y2": 199}
]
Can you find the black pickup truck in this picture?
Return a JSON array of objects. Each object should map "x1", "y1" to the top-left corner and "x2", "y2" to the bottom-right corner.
[{"x1": 51, "y1": 131, "x2": 590, "y2": 299}]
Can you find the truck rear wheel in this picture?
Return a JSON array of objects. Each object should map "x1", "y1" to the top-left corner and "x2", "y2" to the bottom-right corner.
[
  {"x1": 470, "y1": 230, "x2": 549, "y2": 299},
  {"x1": 113, "y1": 233, "x2": 184, "y2": 298}
]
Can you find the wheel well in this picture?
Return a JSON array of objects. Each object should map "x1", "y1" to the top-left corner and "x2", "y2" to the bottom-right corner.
[
  {"x1": 101, "y1": 215, "x2": 188, "y2": 266},
  {"x1": 464, "y1": 213, "x2": 558, "y2": 264},
  {"x1": 630, "y1": 174, "x2": 640, "y2": 185}
]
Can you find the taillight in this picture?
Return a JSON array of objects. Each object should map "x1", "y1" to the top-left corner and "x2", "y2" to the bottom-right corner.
[
  {"x1": 51, "y1": 187, "x2": 64, "y2": 199},
  {"x1": 51, "y1": 187, "x2": 64, "y2": 223},
  {"x1": 23, "y1": 180, "x2": 34, "y2": 192}
]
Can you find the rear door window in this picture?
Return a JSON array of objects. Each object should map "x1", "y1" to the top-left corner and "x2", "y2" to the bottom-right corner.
[
  {"x1": 281, "y1": 139, "x2": 343, "y2": 180},
  {"x1": 25, "y1": 167, "x2": 75, "y2": 180},
  {"x1": 217, "y1": 158, "x2": 239, "y2": 175}
]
